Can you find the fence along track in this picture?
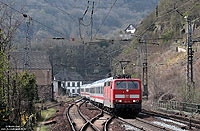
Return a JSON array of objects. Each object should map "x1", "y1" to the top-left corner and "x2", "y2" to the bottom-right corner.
[{"x1": 153, "y1": 100, "x2": 200, "y2": 114}]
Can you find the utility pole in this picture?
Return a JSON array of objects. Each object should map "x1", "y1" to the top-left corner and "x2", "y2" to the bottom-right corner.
[
  {"x1": 22, "y1": 15, "x2": 32, "y2": 71},
  {"x1": 185, "y1": 16, "x2": 195, "y2": 103},
  {"x1": 140, "y1": 36, "x2": 148, "y2": 99},
  {"x1": 137, "y1": 46, "x2": 141, "y2": 80}
]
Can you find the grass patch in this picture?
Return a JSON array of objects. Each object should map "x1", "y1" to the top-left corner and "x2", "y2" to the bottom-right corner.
[
  {"x1": 41, "y1": 108, "x2": 56, "y2": 121},
  {"x1": 34, "y1": 108, "x2": 56, "y2": 131}
]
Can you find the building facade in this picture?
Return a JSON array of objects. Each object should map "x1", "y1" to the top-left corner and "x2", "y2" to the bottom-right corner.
[
  {"x1": 64, "y1": 81, "x2": 82, "y2": 96},
  {"x1": 54, "y1": 71, "x2": 83, "y2": 96},
  {"x1": 10, "y1": 51, "x2": 52, "y2": 100}
]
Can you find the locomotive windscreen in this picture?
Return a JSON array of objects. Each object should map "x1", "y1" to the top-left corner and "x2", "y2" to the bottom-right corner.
[{"x1": 115, "y1": 81, "x2": 139, "y2": 89}]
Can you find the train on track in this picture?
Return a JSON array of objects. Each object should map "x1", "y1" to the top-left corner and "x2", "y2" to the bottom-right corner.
[{"x1": 80, "y1": 75, "x2": 142, "y2": 115}]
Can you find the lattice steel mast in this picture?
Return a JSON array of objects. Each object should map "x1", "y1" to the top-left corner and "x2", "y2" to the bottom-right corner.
[
  {"x1": 185, "y1": 16, "x2": 194, "y2": 102},
  {"x1": 141, "y1": 37, "x2": 148, "y2": 99},
  {"x1": 22, "y1": 15, "x2": 32, "y2": 71}
]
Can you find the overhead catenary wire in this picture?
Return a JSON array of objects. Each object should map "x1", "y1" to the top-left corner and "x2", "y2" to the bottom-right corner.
[
  {"x1": 93, "y1": 0, "x2": 118, "y2": 39},
  {"x1": 0, "y1": 0, "x2": 69, "y2": 40},
  {"x1": 79, "y1": 1, "x2": 92, "y2": 42},
  {"x1": 138, "y1": 0, "x2": 196, "y2": 37},
  {"x1": 90, "y1": 1, "x2": 95, "y2": 41},
  {"x1": 43, "y1": 0, "x2": 78, "y2": 24}
]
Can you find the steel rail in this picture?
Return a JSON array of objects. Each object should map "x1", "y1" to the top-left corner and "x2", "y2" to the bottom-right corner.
[
  {"x1": 79, "y1": 101, "x2": 101, "y2": 131},
  {"x1": 67, "y1": 103, "x2": 76, "y2": 131},
  {"x1": 66, "y1": 98, "x2": 84, "y2": 131},
  {"x1": 135, "y1": 117, "x2": 169, "y2": 130},
  {"x1": 117, "y1": 116, "x2": 145, "y2": 131},
  {"x1": 104, "y1": 115, "x2": 114, "y2": 131},
  {"x1": 141, "y1": 109, "x2": 200, "y2": 129},
  {"x1": 89, "y1": 101, "x2": 167, "y2": 131},
  {"x1": 89, "y1": 101, "x2": 145, "y2": 131}
]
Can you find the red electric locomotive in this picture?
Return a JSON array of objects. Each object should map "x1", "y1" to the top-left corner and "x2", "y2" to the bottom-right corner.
[{"x1": 80, "y1": 75, "x2": 142, "y2": 115}]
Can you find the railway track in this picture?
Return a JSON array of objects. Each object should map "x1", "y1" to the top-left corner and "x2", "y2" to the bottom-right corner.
[
  {"x1": 67, "y1": 99, "x2": 110, "y2": 131},
  {"x1": 118, "y1": 111, "x2": 199, "y2": 131},
  {"x1": 79, "y1": 100, "x2": 169, "y2": 131},
  {"x1": 140, "y1": 110, "x2": 200, "y2": 130},
  {"x1": 67, "y1": 99, "x2": 200, "y2": 131},
  {"x1": 79, "y1": 101, "x2": 115, "y2": 131},
  {"x1": 67, "y1": 99, "x2": 86, "y2": 131}
]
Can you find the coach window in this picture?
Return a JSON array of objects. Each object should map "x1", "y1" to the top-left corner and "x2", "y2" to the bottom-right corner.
[
  {"x1": 99, "y1": 87, "x2": 101, "y2": 94},
  {"x1": 96, "y1": 87, "x2": 99, "y2": 94},
  {"x1": 108, "y1": 81, "x2": 110, "y2": 86},
  {"x1": 101, "y1": 86, "x2": 103, "y2": 94},
  {"x1": 96, "y1": 87, "x2": 98, "y2": 94}
]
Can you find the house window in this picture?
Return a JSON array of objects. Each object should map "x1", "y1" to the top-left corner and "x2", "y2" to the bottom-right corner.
[
  {"x1": 72, "y1": 82, "x2": 75, "y2": 87},
  {"x1": 72, "y1": 89, "x2": 75, "y2": 93},
  {"x1": 67, "y1": 89, "x2": 70, "y2": 93},
  {"x1": 77, "y1": 82, "x2": 80, "y2": 87},
  {"x1": 68, "y1": 82, "x2": 70, "y2": 87},
  {"x1": 77, "y1": 89, "x2": 80, "y2": 93}
]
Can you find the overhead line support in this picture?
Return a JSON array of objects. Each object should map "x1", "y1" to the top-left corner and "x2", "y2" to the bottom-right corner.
[
  {"x1": 22, "y1": 16, "x2": 32, "y2": 71},
  {"x1": 141, "y1": 36, "x2": 148, "y2": 99},
  {"x1": 185, "y1": 16, "x2": 195, "y2": 103}
]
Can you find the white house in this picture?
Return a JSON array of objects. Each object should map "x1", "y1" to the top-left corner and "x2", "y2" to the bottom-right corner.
[
  {"x1": 64, "y1": 81, "x2": 83, "y2": 96},
  {"x1": 125, "y1": 24, "x2": 136, "y2": 34},
  {"x1": 54, "y1": 70, "x2": 84, "y2": 96}
]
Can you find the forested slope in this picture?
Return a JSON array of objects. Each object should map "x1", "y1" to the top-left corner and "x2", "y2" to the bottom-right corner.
[{"x1": 119, "y1": 0, "x2": 200, "y2": 103}]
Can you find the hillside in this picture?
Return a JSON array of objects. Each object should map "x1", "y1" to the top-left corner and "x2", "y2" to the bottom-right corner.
[
  {"x1": 119, "y1": 0, "x2": 200, "y2": 103},
  {"x1": 14, "y1": 0, "x2": 158, "y2": 39},
  {"x1": 10, "y1": 0, "x2": 159, "y2": 81}
]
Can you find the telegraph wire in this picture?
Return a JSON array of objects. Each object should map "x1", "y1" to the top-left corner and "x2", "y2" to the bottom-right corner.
[
  {"x1": 137, "y1": 0, "x2": 195, "y2": 37},
  {"x1": 93, "y1": 0, "x2": 118, "y2": 39},
  {"x1": 43, "y1": 0, "x2": 78, "y2": 24},
  {"x1": 0, "y1": 0, "x2": 69, "y2": 40}
]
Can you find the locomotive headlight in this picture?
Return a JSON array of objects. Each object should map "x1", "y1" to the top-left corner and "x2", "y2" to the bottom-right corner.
[
  {"x1": 119, "y1": 100, "x2": 122, "y2": 102},
  {"x1": 133, "y1": 100, "x2": 136, "y2": 103}
]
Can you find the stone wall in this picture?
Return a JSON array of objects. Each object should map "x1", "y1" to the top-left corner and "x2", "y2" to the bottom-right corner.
[{"x1": 38, "y1": 85, "x2": 52, "y2": 101}]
